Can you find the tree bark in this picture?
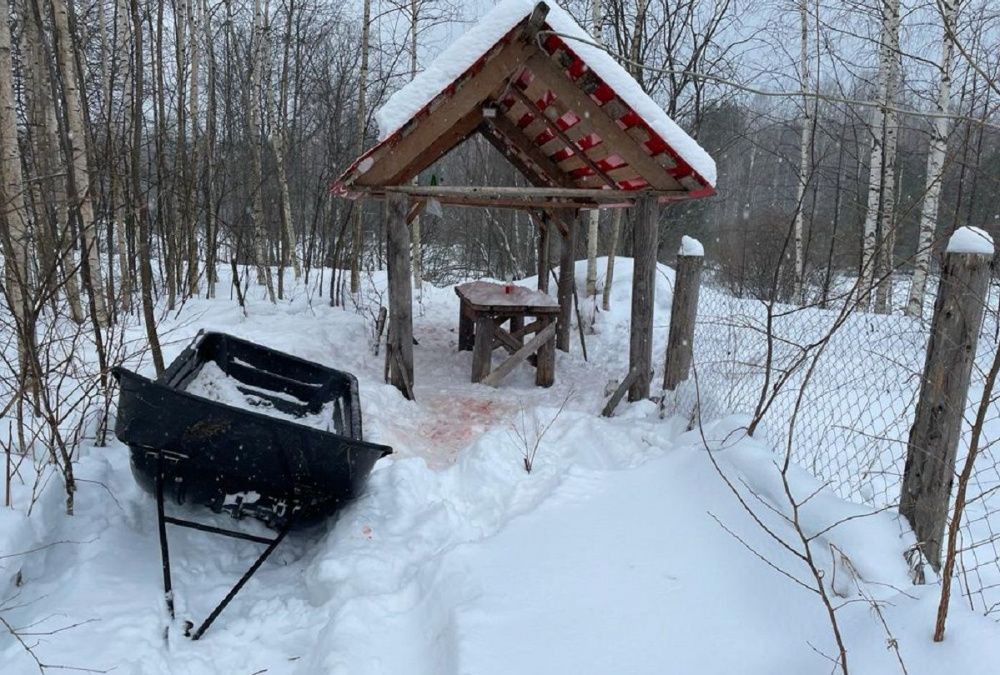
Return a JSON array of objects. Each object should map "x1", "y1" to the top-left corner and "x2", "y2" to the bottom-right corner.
[
  {"x1": 859, "y1": 0, "x2": 900, "y2": 311},
  {"x1": 906, "y1": 0, "x2": 959, "y2": 318},
  {"x1": 349, "y1": 0, "x2": 371, "y2": 294},
  {"x1": 51, "y1": 0, "x2": 108, "y2": 326}
]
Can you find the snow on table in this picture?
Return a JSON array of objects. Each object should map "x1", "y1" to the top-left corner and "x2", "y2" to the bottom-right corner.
[{"x1": 456, "y1": 280, "x2": 559, "y2": 311}]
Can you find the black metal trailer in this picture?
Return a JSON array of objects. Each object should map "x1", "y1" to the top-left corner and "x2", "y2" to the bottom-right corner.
[{"x1": 113, "y1": 331, "x2": 391, "y2": 639}]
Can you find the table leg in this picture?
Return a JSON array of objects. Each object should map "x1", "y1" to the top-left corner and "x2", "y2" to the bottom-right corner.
[
  {"x1": 510, "y1": 315, "x2": 525, "y2": 346},
  {"x1": 535, "y1": 317, "x2": 555, "y2": 387},
  {"x1": 458, "y1": 303, "x2": 474, "y2": 351},
  {"x1": 471, "y1": 315, "x2": 495, "y2": 383}
]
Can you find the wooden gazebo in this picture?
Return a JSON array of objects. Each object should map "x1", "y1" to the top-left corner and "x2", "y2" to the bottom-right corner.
[{"x1": 334, "y1": 0, "x2": 716, "y2": 401}]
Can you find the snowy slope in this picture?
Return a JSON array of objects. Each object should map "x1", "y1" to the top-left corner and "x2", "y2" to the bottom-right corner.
[{"x1": 2, "y1": 263, "x2": 999, "y2": 674}]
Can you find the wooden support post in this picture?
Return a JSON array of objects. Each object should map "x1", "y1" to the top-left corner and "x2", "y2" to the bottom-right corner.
[
  {"x1": 557, "y1": 212, "x2": 578, "y2": 351},
  {"x1": 386, "y1": 193, "x2": 415, "y2": 399},
  {"x1": 535, "y1": 316, "x2": 555, "y2": 387},
  {"x1": 900, "y1": 241, "x2": 992, "y2": 570},
  {"x1": 458, "y1": 303, "x2": 474, "y2": 351},
  {"x1": 510, "y1": 315, "x2": 525, "y2": 345},
  {"x1": 471, "y1": 315, "x2": 495, "y2": 383},
  {"x1": 663, "y1": 242, "x2": 703, "y2": 391},
  {"x1": 538, "y1": 220, "x2": 550, "y2": 293},
  {"x1": 628, "y1": 195, "x2": 659, "y2": 401}
]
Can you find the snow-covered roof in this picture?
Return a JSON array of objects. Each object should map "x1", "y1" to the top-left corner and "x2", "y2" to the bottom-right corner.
[
  {"x1": 334, "y1": 0, "x2": 717, "y2": 207},
  {"x1": 376, "y1": 0, "x2": 716, "y2": 188}
]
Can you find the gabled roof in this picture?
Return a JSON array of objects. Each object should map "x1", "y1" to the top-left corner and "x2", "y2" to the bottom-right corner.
[{"x1": 333, "y1": 0, "x2": 717, "y2": 209}]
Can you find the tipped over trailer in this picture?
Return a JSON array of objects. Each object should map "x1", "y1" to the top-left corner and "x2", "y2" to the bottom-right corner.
[{"x1": 113, "y1": 331, "x2": 392, "y2": 639}]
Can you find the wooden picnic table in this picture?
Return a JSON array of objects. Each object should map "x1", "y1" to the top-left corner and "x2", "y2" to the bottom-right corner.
[{"x1": 455, "y1": 281, "x2": 559, "y2": 387}]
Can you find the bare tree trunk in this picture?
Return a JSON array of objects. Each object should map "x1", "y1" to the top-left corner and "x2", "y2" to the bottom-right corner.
[
  {"x1": 250, "y1": 0, "x2": 276, "y2": 302},
  {"x1": 129, "y1": 0, "x2": 164, "y2": 374},
  {"x1": 792, "y1": 0, "x2": 813, "y2": 302},
  {"x1": 203, "y1": 0, "x2": 218, "y2": 298},
  {"x1": 859, "y1": 0, "x2": 900, "y2": 310},
  {"x1": 585, "y1": 0, "x2": 603, "y2": 299},
  {"x1": 51, "y1": 0, "x2": 108, "y2": 326},
  {"x1": 349, "y1": 0, "x2": 371, "y2": 295},
  {"x1": 906, "y1": 0, "x2": 959, "y2": 318},
  {"x1": 270, "y1": 0, "x2": 300, "y2": 291},
  {"x1": 409, "y1": 0, "x2": 422, "y2": 294},
  {"x1": 602, "y1": 0, "x2": 645, "y2": 311},
  {"x1": 186, "y1": 0, "x2": 201, "y2": 297},
  {"x1": 0, "y1": 0, "x2": 33, "y2": 381}
]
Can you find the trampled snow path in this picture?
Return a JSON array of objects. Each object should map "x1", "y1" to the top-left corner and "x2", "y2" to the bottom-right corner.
[{"x1": 3, "y1": 262, "x2": 1000, "y2": 674}]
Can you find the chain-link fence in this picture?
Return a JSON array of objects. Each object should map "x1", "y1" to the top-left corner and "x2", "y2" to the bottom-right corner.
[{"x1": 691, "y1": 265, "x2": 1000, "y2": 616}]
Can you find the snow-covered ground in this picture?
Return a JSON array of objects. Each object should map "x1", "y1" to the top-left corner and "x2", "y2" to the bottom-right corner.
[{"x1": 3, "y1": 260, "x2": 1000, "y2": 674}]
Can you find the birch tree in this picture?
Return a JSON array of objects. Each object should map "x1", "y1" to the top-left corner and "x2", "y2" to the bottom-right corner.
[
  {"x1": 250, "y1": 0, "x2": 276, "y2": 303},
  {"x1": 349, "y1": 0, "x2": 371, "y2": 295},
  {"x1": 410, "y1": 0, "x2": 423, "y2": 294},
  {"x1": 51, "y1": 0, "x2": 109, "y2": 326},
  {"x1": 603, "y1": 0, "x2": 647, "y2": 312},
  {"x1": 0, "y1": 0, "x2": 33, "y2": 376},
  {"x1": 585, "y1": 0, "x2": 603, "y2": 299},
  {"x1": 792, "y1": 0, "x2": 815, "y2": 301},
  {"x1": 906, "y1": 0, "x2": 960, "y2": 318},
  {"x1": 859, "y1": 0, "x2": 901, "y2": 311},
  {"x1": 270, "y1": 0, "x2": 301, "y2": 295}
]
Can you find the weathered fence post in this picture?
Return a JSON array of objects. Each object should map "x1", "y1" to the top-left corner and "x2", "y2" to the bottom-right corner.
[
  {"x1": 537, "y1": 216, "x2": 551, "y2": 293},
  {"x1": 628, "y1": 195, "x2": 659, "y2": 401},
  {"x1": 386, "y1": 193, "x2": 415, "y2": 399},
  {"x1": 663, "y1": 236, "x2": 704, "y2": 391},
  {"x1": 556, "y1": 211, "x2": 579, "y2": 352},
  {"x1": 900, "y1": 226, "x2": 994, "y2": 570}
]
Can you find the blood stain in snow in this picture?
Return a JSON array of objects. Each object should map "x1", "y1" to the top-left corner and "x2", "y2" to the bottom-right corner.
[{"x1": 418, "y1": 396, "x2": 516, "y2": 466}]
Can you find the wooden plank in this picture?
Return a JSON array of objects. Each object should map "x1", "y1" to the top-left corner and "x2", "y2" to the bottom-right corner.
[
  {"x1": 535, "y1": 316, "x2": 556, "y2": 387},
  {"x1": 381, "y1": 184, "x2": 676, "y2": 202},
  {"x1": 628, "y1": 195, "x2": 658, "y2": 401},
  {"x1": 385, "y1": 105, "x2": 484, "y2": 186},
  {"x1": 479, "y1": 126, "x2": 553, "y2": 189},
  {"x1": 386, "y1": 193, "x2": 414, "y2": 399},
  {"x1": 525, "y1": 52, "x2": 682, "y2": 192},
  {"x1": 510, "y1": 87, "x2": 616, "y2": 188},
  {"x1": 663, "y1": 251, "x2": 703, "y2": 391},
  {"x1": 494, "y1": 327, "x2": 523, "y2": 354},
  {"x1": 537, "y1": 214, "x2": 551, "y2": 292},
  {"x1": 899, "y1": 247, "x2": 992, "y2": 570},
  {"x1": 458, "y1": 300, "x2": 474, "y2": 351},
  {"x1": 602, "y1": 369, "x2": 640, "y2": 417},
  {"x1": 482, "y1": 321, "x2": 558, "y2": 388},
  {"x1": 488, "y1": 113, "x2": 577, "y2": 188},
  {"x1": 512, "y1": 318, "x2": 542, "y2": 339},
  {"x1": 356, "y1": 34, "x2": 538, "y2": 187},
  {"x1": 556, "y1": 211, "x2": 579, "y2": 351},
  {"x1": 471, "y1": 315, "x2": 496, "y2": 383}
]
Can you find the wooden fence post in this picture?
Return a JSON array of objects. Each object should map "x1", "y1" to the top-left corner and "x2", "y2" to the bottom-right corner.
[
  {"x1": 386, "y1": 193, "x2": 415, "y2": 399},
  {"x1": 628, "y1": 195, "x2": 659, "y2": 401},
  {"x1": 663, "y1": 236, "x2": 704, "y2": 391},
  {"x1": 556, "y1": 211, "x2": 579, "y2": 352},
  {"x1": 537, "y1": 217, "x2": 550, "y2": 293},
  {"x1": 900, "y1": 227, "x2": 994, "y2": 570}
]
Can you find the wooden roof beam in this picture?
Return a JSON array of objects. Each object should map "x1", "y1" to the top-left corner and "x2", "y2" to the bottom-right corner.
[
  {"x1": 385, "y1": 107, "x2": 484, "y2": 185},
  {"x1": 353, "y1": 25, "x2": 540, "y2": 188},
  {"x1": 524, "y1": 52, "x2": 682, "y2": 192},
  {"x1": 508, "y1": 86, "x2": 617, "y2": 189},
  {"x1": 485, "y1": 113, "x2": 578, "y2": 189},
  {"x1": 479, "y1": 125, "x2": 552, "y2": 189},
  {"x1": 381, "y1": 184, "x2": 676, "y2": 202}
]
